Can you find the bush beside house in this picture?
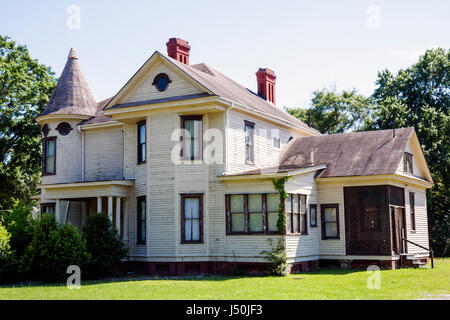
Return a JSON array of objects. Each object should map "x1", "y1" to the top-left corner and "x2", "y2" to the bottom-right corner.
[{"x1": 0, "y1": 206, "x2": 128, "y2": 284}]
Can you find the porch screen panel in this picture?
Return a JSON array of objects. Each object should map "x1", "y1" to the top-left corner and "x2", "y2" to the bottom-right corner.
[{"x1": 344, "y1": 186, "x2": 392, "y2": 256}]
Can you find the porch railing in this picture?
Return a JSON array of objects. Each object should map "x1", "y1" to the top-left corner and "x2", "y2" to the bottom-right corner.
[{"x1": 402, "y1": 237, "x2": 434, "y2": 269}]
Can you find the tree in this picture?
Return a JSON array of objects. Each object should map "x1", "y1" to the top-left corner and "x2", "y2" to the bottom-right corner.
[
  {"x1": 0, "y1": 35, "x2": 56, "y2": 210},
  {"x1": 82, "y1": 213, "x2": 128, "y2": 278},
  {"x1": 364, "y1": 48, "x2": 450, "y2": 256},
  {"x1": 287, "y1": 88, "x2": 373, "y2": 134}
]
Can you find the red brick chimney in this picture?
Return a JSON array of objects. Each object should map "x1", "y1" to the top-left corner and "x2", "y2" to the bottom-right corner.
[
  {"x1": 166, "y1": 38, "x2": 191, "y2": 65},
  {"x1": 256, "y1": 68, "x2": 277, "y2": 104}
]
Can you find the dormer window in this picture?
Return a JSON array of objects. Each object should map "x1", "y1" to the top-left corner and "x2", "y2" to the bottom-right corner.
[{"x1": 403, "y1": 152, "x2": 413, "y2": 174}]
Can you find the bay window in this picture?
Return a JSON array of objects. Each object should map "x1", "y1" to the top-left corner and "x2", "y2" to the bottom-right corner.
[
  {"x1": 226, "y1": 193, "x2": 281, "y2": 235},
  {"x1": 286, "y1": 194, "x2": 308, "y2": 235}
]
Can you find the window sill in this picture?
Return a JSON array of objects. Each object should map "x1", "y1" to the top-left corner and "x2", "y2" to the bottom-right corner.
[
  {"x1": 180, "y1": 160, "x2": 204, "y2": 165},
  {"x1": 181, "y1": 241, "x2": 204, "y2": 244},
  {"x1": 227, "y1": 233, "x2": 282, "y2": 236}
]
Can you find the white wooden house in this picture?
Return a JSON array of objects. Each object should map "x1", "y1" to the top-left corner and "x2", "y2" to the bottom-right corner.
[{"x1": 34, "y1": 38, "x2": 434, "y2": 274}]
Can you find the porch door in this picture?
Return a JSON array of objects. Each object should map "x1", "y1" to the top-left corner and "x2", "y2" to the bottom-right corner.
[{"x1": 391, "y1": 207, "x2": 406, "y2": 254}]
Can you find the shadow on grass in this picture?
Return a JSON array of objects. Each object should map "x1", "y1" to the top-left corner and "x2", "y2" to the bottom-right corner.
[{"x1": 0, "y1": 268, "x2": 370, "y2": 290}]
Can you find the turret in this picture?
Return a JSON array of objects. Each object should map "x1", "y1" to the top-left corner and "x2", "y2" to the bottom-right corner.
[{"x1": 37, "y1": 48, "x2": 97, "y2": 184}]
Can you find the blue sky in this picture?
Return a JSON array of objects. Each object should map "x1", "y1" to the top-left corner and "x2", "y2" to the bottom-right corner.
[{"x1": 1, "y1": 0, "x2": 448, "y2": 108}]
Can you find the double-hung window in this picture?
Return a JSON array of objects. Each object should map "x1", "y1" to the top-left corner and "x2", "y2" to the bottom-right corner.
[
  {"x1": 137, "y1": 196, "x2": 146, "y2": 245},
  {"x1": 42, "y1": 137, "x2": 56, "y2": 175},
  {"x1": 245, "y1": 121, "x2": 255, "y2": 164},
  {"x1": 181, "y1": 194, "x2": 203, "y2": 243},
  {"x1": 181, "y1": 116, "x2": 203, "y2": 161},
  {"x1": 137, "y1": 121, "x2": 146, "y2": 164},
  {"x1": 309, "y1": 204, "x2": 318, "y2": 227},
  {"x1": 321, "y1": 204, "x2": 339, "y2": 239}
]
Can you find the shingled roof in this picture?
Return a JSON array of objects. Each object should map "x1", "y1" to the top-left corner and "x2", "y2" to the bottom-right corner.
[
  {"x1": 224, "y1": 128, "x2": 419, "y2": 179},
  {"x1": 79, "y1": 97, "x2": 113, "y2": 125},
  {"x1": 40, "y1": 48, "x2": 97, "y2": 117},
  {"x1": 165, "y1": 54, "x2": 318, "y2": 133}
]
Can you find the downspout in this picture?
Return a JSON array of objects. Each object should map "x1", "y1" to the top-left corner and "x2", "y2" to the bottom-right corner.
[{"x1": 77, "y1": 126, "x2": 85, "y2": 182}]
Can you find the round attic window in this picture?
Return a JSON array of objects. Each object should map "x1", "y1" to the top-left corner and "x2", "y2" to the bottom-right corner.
[
  {"x1": 42, "y1": 124, "x2": 50, "y2": 137},
  {"x1": 56, "y1": 122, "x2": 73, "y2": 136},
  {"x1": 152, "y1": 73, "x2": 171, "y2": 92}
]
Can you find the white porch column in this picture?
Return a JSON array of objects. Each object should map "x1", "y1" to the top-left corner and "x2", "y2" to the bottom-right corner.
[
  {"x1": 115, "y1": 197, "x2": 121, "y2": 232},
  {"x1": 97, "y1": 196, "x2": 102, "y2": 213},
  {"x1": 108, "y1": 196, "x2": 113, "y2": 221},
  {"x1": 123, "y1": 198, "x2": 128, "y2": 241},
  {"x1": 55, "y1": 199, "x2": 61, "y2": 224},
  {"x1": 81, "y1": 201, "x2": 87, "y2": 226}
]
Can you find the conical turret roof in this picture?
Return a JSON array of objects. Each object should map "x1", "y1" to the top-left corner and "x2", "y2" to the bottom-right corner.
[{"x1": 40, "y1": 48, "x2": 97, "y2": 117}]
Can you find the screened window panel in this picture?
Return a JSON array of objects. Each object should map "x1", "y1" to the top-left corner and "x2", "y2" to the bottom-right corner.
[
  {"x1": 325, "y1": 223, "x2": 338, "y2": 237},
  {"x1": 286, "y1": 195, "x2": 292, "y2": 213},
  {"x1": 268, "y1": 212, "x2": 279, "y2": 232},
  {"x1": 249, "y1": 213, "x2": 263, "y2": 232},
  {"x1": 324, "y1": 207, "x2": 337, "y2": 222},
  {"x1": 293, "y1": 195, "x2": 299, "y2": 213},
  {"x1": 267, "y1": 194, "x2": 280, "y2": 212},
  {"x1": 300, "y1": 195, "x2": 306, "y2": 213},
  {"x1": 310, "y1": 207, "x2": 317, "y2": 225},
  {"x1": 286, "y1": 212, "x2": 291, "y2": 233},
  {"x1": 248, "y1": 194, "x2": 262, "y2": 212},
  {"x1": 230, "y1": 195, "x2": 244, "y2": 213},
  {"x1": 300, "y1": 214, "x2": 307, "y2": 233},
  {"x1": 45, "y1": 140, "x2": 55, "y2": 174},
  {"x1": 231, "y1": 213, "x2": 245, "y2": 232},
  {"x1": 293, "y1": 214, "x2": 299, "y2": 233}
]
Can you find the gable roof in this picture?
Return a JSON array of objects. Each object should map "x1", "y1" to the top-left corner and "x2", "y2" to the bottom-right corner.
[
  {"x1": 40, "y1": 49, "x2": 97, "y2": 117},
  {"x1": 105, "y1": 51, "x2": 318, "y2": 134},
  {"x1": 224, "y1": 127, "x2": 432, "y2": 182}
]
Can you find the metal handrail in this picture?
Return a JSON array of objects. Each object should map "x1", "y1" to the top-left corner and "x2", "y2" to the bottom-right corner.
[{"x1": 401, "y1": 237, "x2": 434, "y2": 269}]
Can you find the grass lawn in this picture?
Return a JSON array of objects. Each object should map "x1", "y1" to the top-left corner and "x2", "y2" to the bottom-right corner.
[{"x1": 0, "y1": 258, "x2": 449, "y2": 300}]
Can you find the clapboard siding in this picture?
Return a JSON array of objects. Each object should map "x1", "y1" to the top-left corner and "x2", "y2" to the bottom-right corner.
[
  {"x1": 316, "y1": 182, "x2": 347, "y2": 256},
  {"x1": 285, "y1": 172, "x2": 320, "y2": 260},
  {"x1": 227, "y1": 110, "x2": 297, "y2": 173},
  {"x1": 405, "y1": 186, "x2": 430, "y2": 253},
  {"x1": 123, "y1": 62, "x2": 203, "y2": 104},
  {"x1": 41, "y1": 120, "x2": 82, "y2": 185},
  {"x1": 85, "y1": 128, "x2": 123, "y2": 181}
]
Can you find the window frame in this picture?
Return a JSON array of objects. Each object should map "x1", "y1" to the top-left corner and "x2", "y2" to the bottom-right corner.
[
  {"x1": 42, "y1": 136, "x2": 57, "y2": 176},
  {"x1": 40, "y1": 203, "x2": 56, "y2": 215},
  {"x1": 137, "y1": 120, "x2": 147, "y2": 165},
  {"x1": 310, "y1": 204, "x2": 318, "y2": 227},
  {"x1": 409, "y1": 192, "x2": 416, "y2": 232},
  {"x1": 286, "y1": 194, "x2": 308, "y2": 235},
  {"x1": 321, "y1": 204, "x2": 340, "y2": 240},
  {"x1": 226, "y1": 193, "x2": 281, "y2": 235},
  {"x1": 180, "y1": 115, "x2": 203, "y2": 161},
  {"x1": 244, "y1": 120, "x2": 255, "y2": 164},
  {"x1": 136, "y1": 196, "x2": 147, "y2": 245},
  {"x1": 181, "y1": 194, "x2": 204, "y2": 244},
  {"x1": 403, "y1": 152, "x2": 413, "y2": 175}
]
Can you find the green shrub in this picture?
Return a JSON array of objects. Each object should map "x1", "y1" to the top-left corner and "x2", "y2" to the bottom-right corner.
[
  {"x1": 22, "y1": 213, "x2": 90, "y2": 283},
  {"x1": 5, "y1": 200, "x2": 34, "y2": 258},
  {"x1": 0, "y1": 224, "x2": 11, "y2": 265},
  {"x1": 262, "y1": 238, "x2": 287, "y2": 276},
  {"x1": 82, "y1": 213, "x2": 128, "y2": 278}
]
